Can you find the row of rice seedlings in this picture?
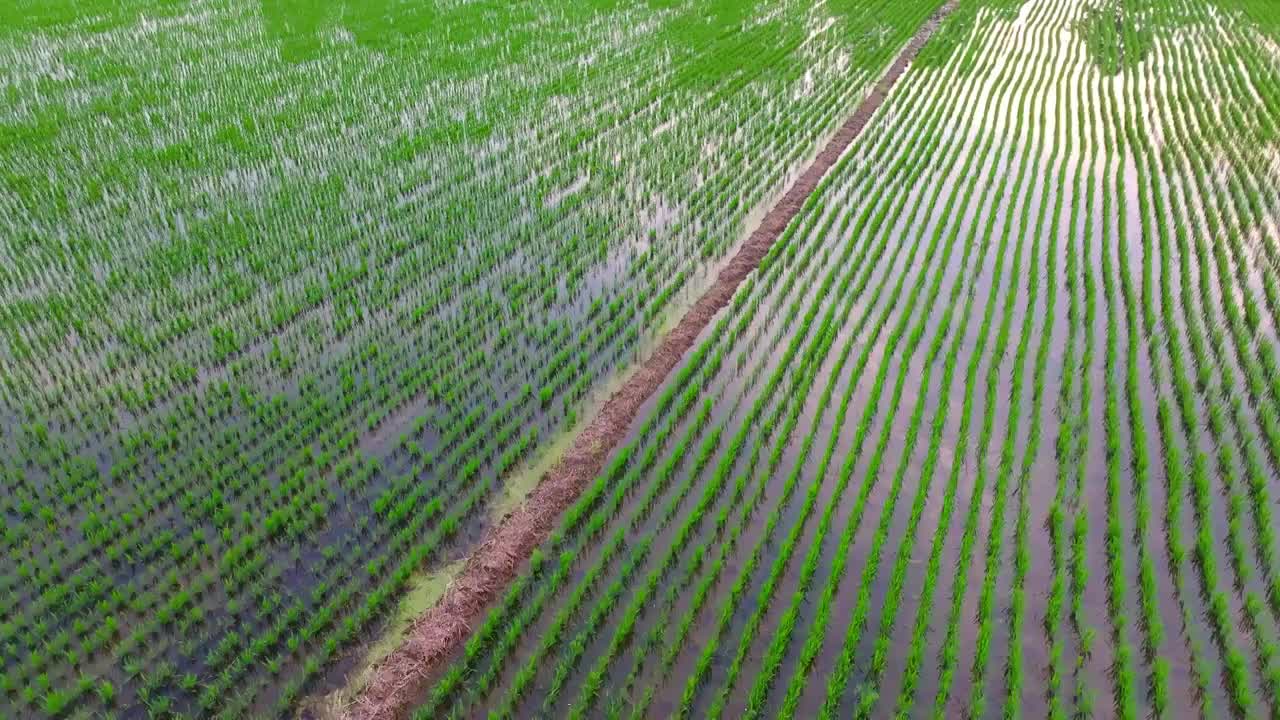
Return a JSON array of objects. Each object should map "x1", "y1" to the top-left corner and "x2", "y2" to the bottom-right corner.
[
  {"x1": 1063, "y1": 16, "x2": 1106, "y2": 714},
  {"x1": 1130, "y1": 7, "x2": 1274, "y2": 716},
  {"x1": 961, "y1": 3, "x2": 1065, "y2": 714},
  {"x1": 588, "y1": 178, "x2": 882, "y2": 719},
  {"x1": 1094, "y1": 43, "x2": 1165, "y2": 718},
  {"x1": 856, "y1": 34, "x2": 1036, "y2": 713},
  {"x1": 712, "y1": 73, "x2": 989, "y2": 718},
  {"x1": 423, "y1": 330, "x2": 734, "y2": 716},
  {"x1": 1126, "y1": 10, "x2": 1268, "y2": 717},
  {"x1": 563, "y1": 19, "x2": 967, "y2": 707},
  {"x1": 1043, "y1": 18, "x2": 1091, "y2": 719},
  {"x1": 689, "y1": 22, "x2": 997, "y2": 713},
  {"x1": 514, "y1": 419, "x2": 730, "y2": 718}
]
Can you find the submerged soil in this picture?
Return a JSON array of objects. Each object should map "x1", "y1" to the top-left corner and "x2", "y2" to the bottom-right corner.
[{"x1": 341, "y1": 4, "x2": 959, "y2": 718}]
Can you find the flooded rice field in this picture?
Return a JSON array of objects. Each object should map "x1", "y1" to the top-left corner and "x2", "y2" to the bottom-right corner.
[{"x1": 3, "y1": 0, "x2": 1280, "y2": 718}]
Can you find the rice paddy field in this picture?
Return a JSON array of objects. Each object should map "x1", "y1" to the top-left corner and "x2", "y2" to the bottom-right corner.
[{"x1": 3, "y1": 0, "x2": 1280, "y2": 718}]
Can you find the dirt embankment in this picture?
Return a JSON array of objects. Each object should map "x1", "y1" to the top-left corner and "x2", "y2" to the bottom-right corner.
[{"x1": 341, "y1": 4, "x2": 958, "y2": 718}]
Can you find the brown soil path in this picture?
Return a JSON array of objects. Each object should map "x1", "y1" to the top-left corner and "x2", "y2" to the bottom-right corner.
[{"x1": 342, "y1": 4, "x2": 958, "y2": 718}]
